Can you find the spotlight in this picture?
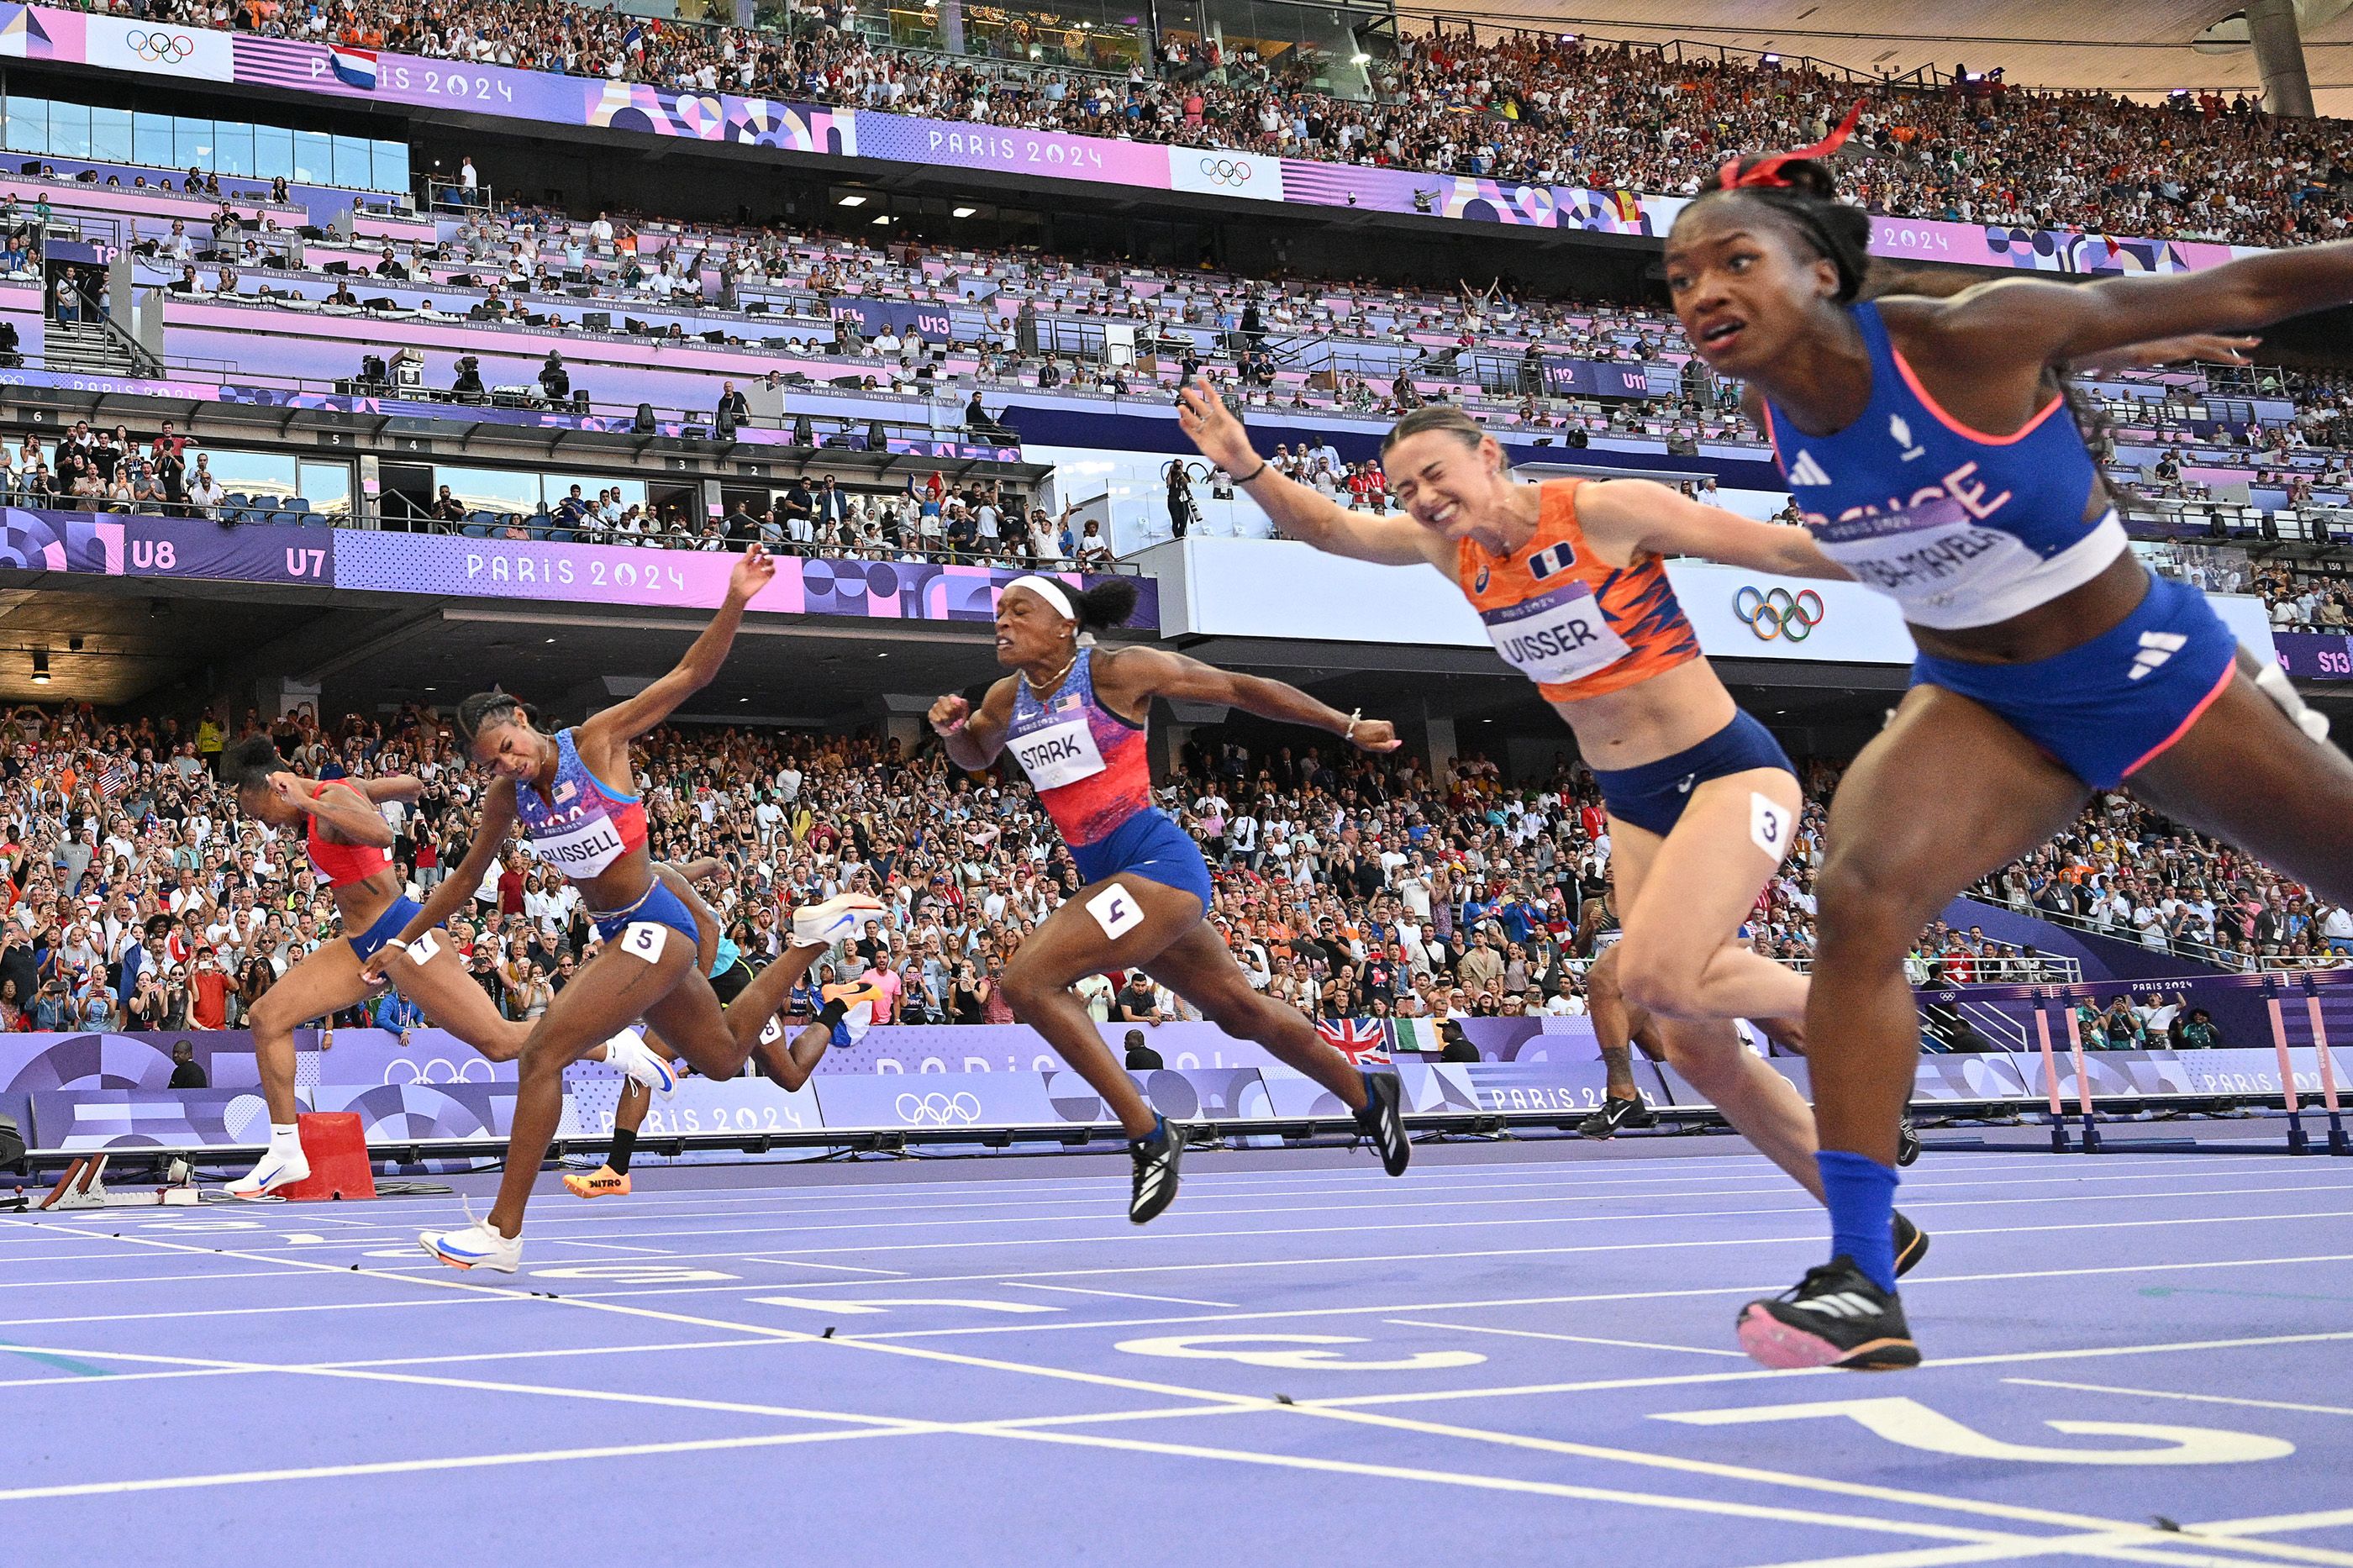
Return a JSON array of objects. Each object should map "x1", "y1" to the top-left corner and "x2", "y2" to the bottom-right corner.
[
  {"x1": 836, "y1": 193, "x2": 868, "y2": 208},
  {"x1": 30, "y1": 648, "x2": 48, "y2": 684},
  {"x1": 952, "y1": 206, "x2": 978, "y2": 218},
  {"x1": 66, "y1": 635, "x2": 82, "y2": 652}
]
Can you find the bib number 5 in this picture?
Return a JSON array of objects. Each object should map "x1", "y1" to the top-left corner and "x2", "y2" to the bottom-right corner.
[{"x1": 619, "y1": 922, "x2": 669, "y2": 963}]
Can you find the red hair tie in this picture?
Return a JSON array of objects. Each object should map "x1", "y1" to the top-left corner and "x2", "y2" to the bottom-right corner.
[{"x1": 1717, "y1": 100, "x2": 1864, "y2": 191}]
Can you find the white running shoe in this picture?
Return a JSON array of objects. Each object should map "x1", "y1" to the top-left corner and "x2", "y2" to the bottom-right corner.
[
  {"x1": 602, "y1": 1029, "x2": 676, "y2": 1097},
  {"x1": 421, "y1": 1219, "x2": 522, "y2": 1272},
  {"x1": 791, "y1": 892, "x2": 885, "y2": 949},
  {"x1": 225, "y1": 1143, "x2": 310, "y2": 1200}
]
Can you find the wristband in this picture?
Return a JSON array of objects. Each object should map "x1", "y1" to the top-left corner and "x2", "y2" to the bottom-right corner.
[
  {"x1": 1343, "y1": 707, "x2": 1361, "y2": 742},
  {"x1": 1237, "y1": 460, "x2": 1269, "y2": 485}
]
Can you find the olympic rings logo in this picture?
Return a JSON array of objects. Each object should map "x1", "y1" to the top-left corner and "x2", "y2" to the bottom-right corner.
[
  {"x1": 1198, "y1": 157, "x2": 1253, "y2": 187},
  {"x1": 894, "y1": 1091, "x2": 983, "y2": 1126},
  {"x1": 1733, "y1": 586, "x2": 1824, "y2": 642},
  {"x1": 125, "y1": 29, "x2": 197, "y2": 61}
]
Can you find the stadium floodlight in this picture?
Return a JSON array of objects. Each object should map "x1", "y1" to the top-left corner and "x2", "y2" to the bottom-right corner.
[
  {"x1": 953, "y1": 206, "x2": 978, "y2": 218},
  {"x1": 30, "y1": 648, "x2": 48, "y2": 684},
  {"x1": 837, "y1": 193, "x2": 869, "y2": 207}
]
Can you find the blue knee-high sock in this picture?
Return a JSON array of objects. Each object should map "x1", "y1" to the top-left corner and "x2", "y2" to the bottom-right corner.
[{"x1": 1816, "y1": 1150, "x2": 1900, "y2": 1293}]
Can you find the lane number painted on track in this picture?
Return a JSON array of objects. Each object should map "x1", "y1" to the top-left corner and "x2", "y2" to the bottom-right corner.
[
  {"x1": 1656, "y1": 1396, "x2": 2293, "y2": 1465},
  {"x1": 1117, "y1": 1334, "x2": 1487, "y2": 1371}
]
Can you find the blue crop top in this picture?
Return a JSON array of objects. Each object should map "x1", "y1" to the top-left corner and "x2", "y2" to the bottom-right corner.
[{"x1": 1761, "y1": 301, "x2": 2125, "y2": 629}]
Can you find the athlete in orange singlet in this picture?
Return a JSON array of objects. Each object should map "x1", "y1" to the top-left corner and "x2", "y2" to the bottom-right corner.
[{"x1": 1179, "y1": 388, "x2": 1923, "y2": 1271}]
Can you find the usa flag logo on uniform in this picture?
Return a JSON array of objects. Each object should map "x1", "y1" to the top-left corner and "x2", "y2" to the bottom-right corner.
[{"x1": 1527, "y1": 542, "x2": 1578, "y2": 581}]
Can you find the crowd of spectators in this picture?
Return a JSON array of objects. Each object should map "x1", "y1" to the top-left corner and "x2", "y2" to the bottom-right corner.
[
  {"x1": 69, "y1": 0, "x2": 2351, "y2": 247},
  {"x1": 3, "y1": 687, "x2": 2331, "y2": 1042}
]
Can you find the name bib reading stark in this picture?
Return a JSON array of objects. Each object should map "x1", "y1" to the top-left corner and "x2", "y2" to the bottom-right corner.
[{"x1": 1009, "y1": 715, "x2": 1107, "y2": 791}]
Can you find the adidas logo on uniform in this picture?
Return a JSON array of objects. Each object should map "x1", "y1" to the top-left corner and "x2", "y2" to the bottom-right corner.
[
  {"x1": 1786, "y1": 450, "x2": 1832, "y2": 487},
  {"x1": 2129, "y1": 630, "x2": 2188, "y2": 681}
]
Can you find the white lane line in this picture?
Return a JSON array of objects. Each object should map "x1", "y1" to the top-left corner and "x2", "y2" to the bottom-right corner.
[
  {"x1": 1009, "y1": 1283, "x2": 1239, "y2": 1308},
  {"x1": 1729, "y1": 1532, "x2": 2342, "y2": 1568},
  {"x1": 0, "y1": 1427, "x2": 916, "y2": 1503},
  {"x1": 831, "y1": 1252, "x2": 2353, "y2": 1342},
  {"x1": 29, "y1": 1218, "x2": 2334, "y2": 1568},
  {"x1": 540, "y1": 1240, "x2": 676, "y2": 1256},
  {"x1": 2005, "y1": 1379, "x2": 2353, "y2": 1419},
  {"x1": 230, "y1": 1183, "x2": 2345, "y2": 1255},
  {"x1": 1382, "y1": 1318, "x2": 1750, "y2": 1358},
  {"x1": 1313, "y1": 1329, "x2": 2353, "y2": 1410},
  {"x1": 228, "y1": 1164, "x2": 2349, "y2": 1236},
  {"x1": 729, "y1": 1257, "x2": 908, "y2": 1276},
  {"x1": 2198, "y1": 1512, "x2": 2353, "y2": 1539},
  {"x1": 979, "y1": 1425, "x2": 2290, "y2": 1568}
]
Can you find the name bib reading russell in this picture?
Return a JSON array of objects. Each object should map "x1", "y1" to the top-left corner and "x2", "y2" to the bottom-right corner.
[{"x1": 526, "y1": 816, "x2": 629, "y2": 875}]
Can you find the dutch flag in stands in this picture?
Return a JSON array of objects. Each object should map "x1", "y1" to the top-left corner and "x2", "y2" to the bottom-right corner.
[{"x1": 329, "y1": 45, "x2": 378, "y2": 90}]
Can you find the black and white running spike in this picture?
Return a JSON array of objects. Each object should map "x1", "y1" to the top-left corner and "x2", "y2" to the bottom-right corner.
[
  {"x1": 1577, "y1": 1094, "x2": 1659, "y2": 1139},
  {"x1": 1897, "y1": 1117, "x2": 1922, "y2": 1167},
  {"x1": 1737, "y1": 1257, "x2": 1919, "y2": 1371},
  {"x1": 1128, "y1": 1120, "x2": 1187, "y2": 1225},
  {"x1": 1355, "y1": 1071, "x2": 1411, "y2": 1177}
]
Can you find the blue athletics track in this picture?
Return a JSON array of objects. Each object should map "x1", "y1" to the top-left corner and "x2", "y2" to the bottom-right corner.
[{"x1": 1, "y1": 1139, "x2": 2349, "y2": 1565}]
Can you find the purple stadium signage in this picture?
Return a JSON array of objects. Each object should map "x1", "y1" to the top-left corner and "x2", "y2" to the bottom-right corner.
[
  {"x1": 0, "y1": 3, "x2": 2271, "y2": 271},
  {"x1": 0, "y1": 508, "x2": 335, "y2": 584},
  {"x1": 330, "y1": 530, "x2": 1161, "y2": 627},
  {"x1": 1540, "y1": 358, "x2": 1655, "y2": 399},
  {"x1": 2271, "y1": 630, "x2": 2353, "y2": 681}
]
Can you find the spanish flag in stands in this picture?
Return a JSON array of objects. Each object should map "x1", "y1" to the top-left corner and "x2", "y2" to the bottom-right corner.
[{"x1": 1612, "y1": 190, "x2": 1641, "y2": 224}]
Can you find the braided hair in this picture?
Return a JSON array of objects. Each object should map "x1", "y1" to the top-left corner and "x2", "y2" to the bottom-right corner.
[
  {"x1": 1669, "y1": 103, "x2": 1872, "y2": 303},
  {"x1": 452, "y1": 691, "x2": 544, "y2": 745}
]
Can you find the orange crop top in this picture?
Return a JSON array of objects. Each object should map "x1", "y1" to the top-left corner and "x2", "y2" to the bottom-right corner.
[{"x1": 1452, "y1": 477, "x2": 1701, "y2": 702}]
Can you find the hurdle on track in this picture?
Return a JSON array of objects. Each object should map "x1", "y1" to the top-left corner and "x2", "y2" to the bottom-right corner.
[{"x1": 2013, "y1": 971, "x2": 2353, "y2": 1156}]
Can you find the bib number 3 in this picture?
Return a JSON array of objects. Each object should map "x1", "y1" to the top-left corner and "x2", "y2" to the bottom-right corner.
[{"x1": 1750, "y1": 792, "x2": 1792, "y2": 862}]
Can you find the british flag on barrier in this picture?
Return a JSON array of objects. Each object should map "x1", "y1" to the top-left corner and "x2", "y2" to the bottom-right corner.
[{"x1": 1314, "y1": 1018, "x2": 1390, "y2": 1065}]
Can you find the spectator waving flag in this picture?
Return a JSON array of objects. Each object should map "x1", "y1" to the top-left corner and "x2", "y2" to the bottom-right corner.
[
  {"x1": 1315, "y1": 1018, "x2": 1390, "y2": 1066},
  {"x1": 95, "y1": 761, "x2": 124, "y2": 802},
  {"x1": 328, "y1": 45, "x2": 379, "y2": 91}
]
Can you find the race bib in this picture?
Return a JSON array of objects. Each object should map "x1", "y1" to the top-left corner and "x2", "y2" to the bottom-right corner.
[
  {"x1": 1811, "y1": 496, "x2": 2031, "y2": 608},
  {"x1": 1007, "y1": 715, "x2": 1105, "y2": 791},
  {"x1": 524, "y1": 814, "x2": 628, "y2": 875},
  {"x1": 1480, "y1": 580, "x2": 1630, "y2": 687}
]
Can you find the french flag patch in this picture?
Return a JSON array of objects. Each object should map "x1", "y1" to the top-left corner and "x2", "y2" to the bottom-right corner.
[
  {"x1": 1525, "y1": 542, "x2": 1578, "y2": 581},
  {"x1": 329, "y1": 45, "x2": 379, "y2": 90}
]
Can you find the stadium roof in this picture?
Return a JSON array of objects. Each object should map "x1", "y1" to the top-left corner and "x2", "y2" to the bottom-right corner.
[{"x1": 1439, "y1": 0, "x2": 2353, "y2": 115}]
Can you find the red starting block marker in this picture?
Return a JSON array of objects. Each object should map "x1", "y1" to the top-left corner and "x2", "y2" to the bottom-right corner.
[{"x1": 272, "y1": 1113, "x2": 377, "y2": 1202}]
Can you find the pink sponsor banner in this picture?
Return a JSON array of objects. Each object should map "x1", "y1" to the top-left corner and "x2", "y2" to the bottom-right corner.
[
  {"x1": 1871, "y1": 214, "x2": 2242, "y2": 275},
  {"x1": 331, "y1": 531, "x2": 1162, "y2": 627},
  {"x1": 847, "y1": 113, "x2": 1171, "y2": 187}
]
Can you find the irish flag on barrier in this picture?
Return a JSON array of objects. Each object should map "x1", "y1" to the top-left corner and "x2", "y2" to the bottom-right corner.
[
  {"x1": 329, "y1": 45, "x2": 379, "y2": 90},
  {"x1": 1315, "y1": 1018, "x2": 1390, "y2": 1065}
]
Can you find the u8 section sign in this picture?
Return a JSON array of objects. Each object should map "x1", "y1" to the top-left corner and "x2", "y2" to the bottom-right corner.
[{"x1": 0, "y1": 509, "x2": 334, "y2": 585}]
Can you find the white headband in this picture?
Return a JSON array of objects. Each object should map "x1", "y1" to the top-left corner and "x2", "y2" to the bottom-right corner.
[{"x1": 1003, "y1": 574, "x2": 1077, "y2": 623}]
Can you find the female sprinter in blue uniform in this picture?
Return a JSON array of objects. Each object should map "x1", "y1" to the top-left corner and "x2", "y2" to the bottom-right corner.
[
  {"x1": 928, "y1": 576, "x2": 1411, "y2": 1222},
  {"x1": 220, "y1": 736, "x2": 673, "y2": 1197},
  {"x1": 566, "y1": 860, "x2": 881, "y2": 1201},
  {"x1": 376, "y1": 547, "x2": 878, "y2": 1270},
  {"x1": 1667, "y1": 131, "x2": 2353, "y2": 1368},
  {"x1": 1176, "y1": 389, "x2": 1933, "y2": 1273}
]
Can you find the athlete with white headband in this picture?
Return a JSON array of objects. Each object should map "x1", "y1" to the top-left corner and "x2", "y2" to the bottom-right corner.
[{"x1": 929, "y1": 573, "x2": 1413, "y2": 1222}]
